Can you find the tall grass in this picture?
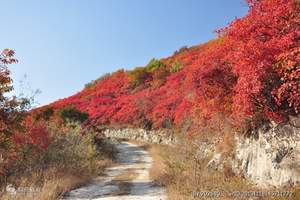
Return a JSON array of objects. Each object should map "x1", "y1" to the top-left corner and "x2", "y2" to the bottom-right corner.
[
  {"x1": 151, "y1": 133, "x2": 300, "y2": 200},
  {"x1": 0, "y1": 122, "x2": 114, "y2": 200}
]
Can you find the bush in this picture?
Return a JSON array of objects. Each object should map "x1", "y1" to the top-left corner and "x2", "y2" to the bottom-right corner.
[
  {"x1": 128, "y1": 59, "x2": 169, "y2": 87},
  {"x1": 157, "y1": 134, "x2": 253, "y2": 200},
  {"x1": 170, "y1": 61, "x2": 182, "y2": 73},
  {"x1": 152, "y1": 66, "x2": 170, "y2": 87},
  {"x1": 10, "y1": 123, "x2": 97, "y2": 175},
  {"x1": 84, "y1": 73, "x2": 111, "y2": 89},
  {"x1": 40, "y1": 123, "x2": 100, "y2": 171},
  {"x1": 128, "y1": 67, "x2": 151, "y2": 87},
  {"x1": 272, "y1": 47, "x2": 300, "y2": 115},
  {"x1": 2, "y1": 123, "x2": 114, "y2": 200},
  {"x1": 145, "y1": 58, "x2": 166, "y2": 72},
  {"x1": 34, "y1": 107, "x2": 54, "y2": 121},
  {"x1": 59, "y1": 107, "x2": 89, "y2": 123},
  {"x1": 173, "y1": 45, "x2": 188, "y2": 55}
]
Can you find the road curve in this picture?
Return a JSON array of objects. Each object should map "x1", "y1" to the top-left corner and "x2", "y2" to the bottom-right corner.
[{"x1": 63, "y1": 141, "x2": 166, "y2": 200}]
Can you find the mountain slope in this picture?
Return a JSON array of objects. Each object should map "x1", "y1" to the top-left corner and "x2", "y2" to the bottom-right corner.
[{"x1": 36, "y1": 0, "x2": 300, "y2": 133}]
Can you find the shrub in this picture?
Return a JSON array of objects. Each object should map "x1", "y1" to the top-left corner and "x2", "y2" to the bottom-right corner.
[
  {"x1": 173, "y1": 45, "x2": 188, "y2": 55},
  {"x1": 84, "y1": 73, "x2": 111, "y2": 89},
  {"x1": 151, "y1": 66, "x2": 170, "y2": 87},
  {"x1": 145, "y1": 58, "x2": 166, "y2": 72},
  {"x1": 59, "y1": 107, "x2": 89, "y2": 123},
  {"x1": 34, "y1": 107, "x2": 54, "y2": 121},
  {"x1": 156, "y1": 134, "x2": 253, "y2": 200},
  {"x1": 3, "y1": 122, "x2": 113, "y2": 200},
  {"x1": 40, "y1": 123, "x2": 99, "y2": 171},
  {"x1": 272, "y1": 47, "x2": 300, "y2": 114},
  {"x1": 170, "y1": 61, "x2": 182, "y2": 73},
  {"x1": 128, "y1": 67, "x2": 151, "y2": 87},
  {"x1": 48, "y1": 0, "x2": 299, "y2": 134},
  {"x1": 222, "y1": 0, "x2": 300, "y2": 122},
  {"x1": 0, "y1": 49, "x2": 32, "y2": 178},
  {"x1": 128, "y1": 59, "x2": 168, "y2": 87}
]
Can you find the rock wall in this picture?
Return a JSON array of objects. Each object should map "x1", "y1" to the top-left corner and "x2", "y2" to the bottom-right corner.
[
  {"x1": 233, "y1": 116, "x2": 300, "y2": 187},
  {"x1": 209, "y1": 115, "x2": 300, "y2": 188},
  {"x1": 102, "y1": 128, "x2": 177, "y2": 145},
  {"x1": 101, "y1": 115, "x2": 300, "y2": 188}
]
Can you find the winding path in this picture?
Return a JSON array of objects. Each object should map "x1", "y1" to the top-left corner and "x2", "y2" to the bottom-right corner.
[{"x1": 63, "y1": 141, "x2": 166, "y2": 200}]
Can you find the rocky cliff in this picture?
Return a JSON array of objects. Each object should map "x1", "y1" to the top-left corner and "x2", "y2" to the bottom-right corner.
[
  {"x1": 209, "y1": 115, "x2": 300, "y2": 188},
  {"x1": 102, "y1": 115, "x2": 300, "y2": 188}
]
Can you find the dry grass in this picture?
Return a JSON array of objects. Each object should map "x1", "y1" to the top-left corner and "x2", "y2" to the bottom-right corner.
[
  {"x1": 1, "y1": 170, "x2": 91, "y2": 200},
  {"x1": 0, "y1": 123, "x2": 115, "y2": 200},
  {"x1": 1, "y1": 154, "x2": 113, "y2": 200},
  {"x1": 146, "y1": 144, "x2": 168, "y2": 184},
  {"x1": 137, "y1": 136, "x2": 300, "y2": 200}
]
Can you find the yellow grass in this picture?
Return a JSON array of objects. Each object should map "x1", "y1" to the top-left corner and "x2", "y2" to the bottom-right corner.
[{"x1": 136, "y1": 137, "x2": 300, "y2": 200}]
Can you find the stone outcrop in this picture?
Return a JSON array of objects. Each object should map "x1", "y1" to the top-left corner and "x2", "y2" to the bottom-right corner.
[
  {"x1": 102, "y1": 128, "x2": 177, "y2": 145},
  {"x1": 100, "y1": 115, "x2": 300, "y2": 188},
  {"x1": 208, "y1": 115, "x2": 300, "y2": 188}
]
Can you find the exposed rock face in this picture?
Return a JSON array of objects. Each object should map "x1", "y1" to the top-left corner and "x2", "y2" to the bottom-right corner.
[
  {"x1": 101, "y1": 115, "x2": 300, "y2": 188},
  {"x1": 233, "y1": 120, "x2": 300, "y2": 187},
  {"x1": 102, "y1": 128, "x2": 177, "y2": 145},
  {"x1": 209, "y1": 115, "x2": 300, "y2": 188}
]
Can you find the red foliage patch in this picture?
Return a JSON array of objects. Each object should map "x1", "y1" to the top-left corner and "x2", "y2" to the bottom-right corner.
[{"x1": 40, "y1": 0, "x2": 299, "y2": 131}]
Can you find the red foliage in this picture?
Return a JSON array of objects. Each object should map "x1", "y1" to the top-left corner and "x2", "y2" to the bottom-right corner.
[
  {"x1": 272, "y1": 47, "x2": 300, "y2": 114},
  {"x1": 43, "y1": 0, "x2": 299, "y2": 132},
  {"x1": 12, "y1": 120, "x2": 49, "y2": 150},
  {"x1": 219, "y1": 0, "x2": 300, "y2": 121}
]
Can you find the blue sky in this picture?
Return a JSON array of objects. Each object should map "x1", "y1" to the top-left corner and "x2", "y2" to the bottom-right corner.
[{"x1": 0, "y1": 0, "x2": 248, "y2": 106}]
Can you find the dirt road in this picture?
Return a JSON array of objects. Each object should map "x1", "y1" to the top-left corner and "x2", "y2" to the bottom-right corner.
[{"x1": 63, "y1": 141, "x2": 166, "y2": 200}]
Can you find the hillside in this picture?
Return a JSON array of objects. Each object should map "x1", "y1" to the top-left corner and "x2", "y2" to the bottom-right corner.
[
  {"x1": 34, "y1": 0, "x2": 299, "y2": 134},
  {"x1": 1, "y1": 0, "x2": 299, "y2": 199}
]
